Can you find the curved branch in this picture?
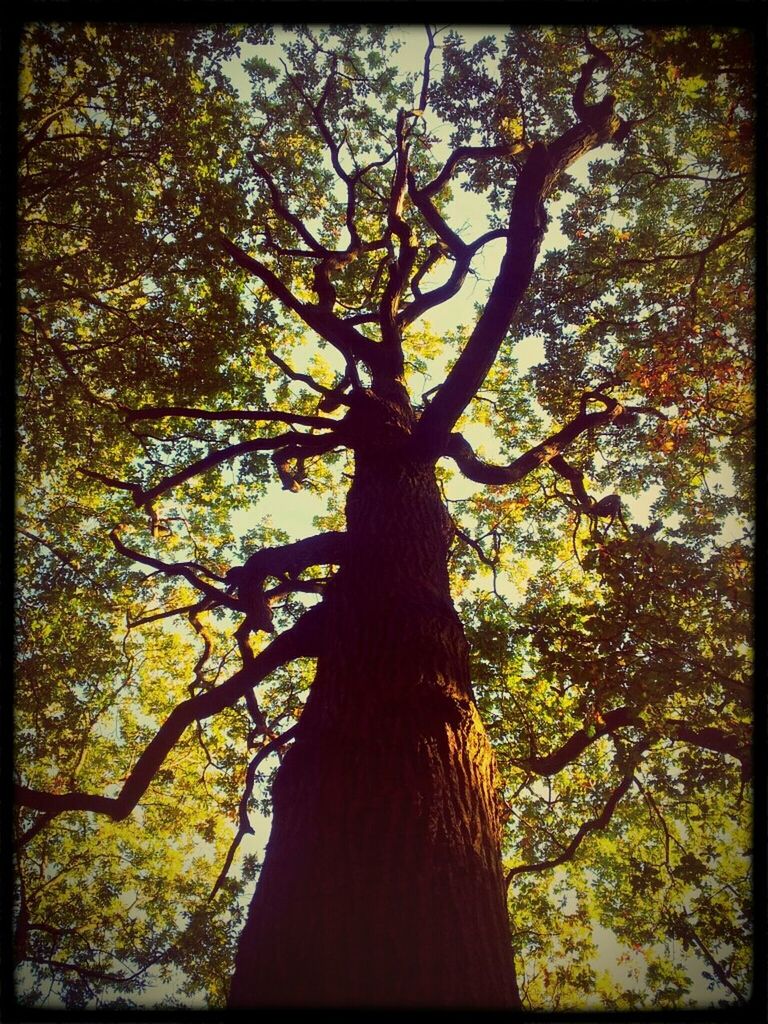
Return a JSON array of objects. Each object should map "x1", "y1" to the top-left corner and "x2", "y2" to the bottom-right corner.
[
  {"x1": 418, "y1": 141, "x2": 527, "y2": 201},
  {"x1": 443, "y1": 402, "x2": 627, "y2": 486},
  {"x1": 109, "y1": 529, "x2": 239, "y2": 610},
  {"x1": 513, "y1": 706, "x2": 751, "y2": 781},
  {"x1": 265, "y1": 348, "x2": 333, "y2": 398},
  {"x1": 399, "y1": 231, "x2": 508, "y2": 329},
  {"x1": 407, "y1": 169, "x2": 468, "y2": 256},
  {"x1": 572, "y1": 37, "x2": 613, "y2": 123},
  {"x1": 619, "y1": 216, "x2": 755, "y2": 266},
  {"x1": 416, "y1": 45, "x2": 628, "y2": 451},
  {"x1": 227, "y1": 531, "x2": 346, "y2": 588},
  {"x1": 140, "y1": 431, "x2": 335, "y2": 506},
  {"x1": 400, "y1": 248, "x2": 470, "y2": 327},
  {"x1": 209, "y1": 724, "x2": 299, "y2": 900},
  {"x1": 271, "y1": 432, "x2": 341, "y2": 492},
  {"x1": 81, "y1": 433, "x2": 328, "y2": 509},
  {"x1": 218, "y1": 234, "x2": 381, "y2": 371},
  {"x1": 14, "y1": 609, "x2": 323, "y2": 824},
  {"x1": 506, "y1": 765, "x2": 638, "y2": 884},
  {"x1": 515, "y1": 706, "x2": 638, "y2": 776}
]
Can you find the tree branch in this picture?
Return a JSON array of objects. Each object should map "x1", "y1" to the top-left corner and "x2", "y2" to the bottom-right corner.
[
  {"x1": 271, "y1": 432, "x2": 341, "y2": 492},
  {"x1": 619, "y1": 216, "x2": 755, "y2": 266},
  {"x1": 265, "y1": 348, "x2": 333, "y2": 398},
  {"x1": 247, "y1": 152, "x2": 327, "y2": 253},
  {"x1": 443, "y1": 400, "x2": 628, "y2": 486},
  {"x1": 123, "y1": 405, "x2": 339, "y2": 429},
  {"x1": 417, "y1": 141, "x2": 527, "y2": 201},
  {"x1": 416, "y1": 44, "x2": 628, "y2": 451},
  {"x1": 378, "y1": 109, "x2": 418, "y2": 366},
  {"x1": 506, "y1": 764, "x2": 639, "y2": 883},
  {"x1": 109, "y1": 529, "x2": 239, "y2": 610},
  {"x1": 514, "y1": 706, "x2": 637, "y2": 776},
  {"x1": 218, "y1": 234, "x2": 382, "y2": 371},
  {"x1": 14, "y1": 609, "x2": 323, "y2": 823},
  {"x1": 418, "y1": 25, "x2": 436, "y2": 112},
  {"x1": 226, "y1": 531, "x2": 346, "y2": 588},
  {"x1": 209, "y1": 724, "x2": 299, "y2": 901},
  {"x1": 137, "y1": 431, "x2": 335, "y2": 507},
  {"x1": 512, "y1": 706, "x2": 751, "y2": 781}
]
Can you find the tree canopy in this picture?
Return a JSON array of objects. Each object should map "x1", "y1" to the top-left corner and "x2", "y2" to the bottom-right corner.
[{"x1": 14, "y1": 20, "x2": 755, "y2": 1011}]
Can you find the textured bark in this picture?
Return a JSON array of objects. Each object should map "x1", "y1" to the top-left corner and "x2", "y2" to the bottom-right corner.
[{"x1": 229, "y1": 392, "x2": 519, "y2": 1008}]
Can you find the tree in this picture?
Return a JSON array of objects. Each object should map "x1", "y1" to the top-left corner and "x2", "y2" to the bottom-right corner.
[{"x1": 13, "y1": 21, "x2": 755, "y2": 1011}]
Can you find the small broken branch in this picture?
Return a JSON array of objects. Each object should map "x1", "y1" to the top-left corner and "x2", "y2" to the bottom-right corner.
[{"x1": 209, "y1": 724, "x2": 299, "y2": 900}]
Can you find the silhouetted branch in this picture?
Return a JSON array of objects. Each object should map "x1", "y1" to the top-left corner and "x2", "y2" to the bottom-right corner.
[
  {"x1": 15, "y1": 609, "x2": 323, "y2": 824},
  {"x1": 512, "y1": 706, "x2": 751, "y2": 781},
  {"x1": 506, "y1": 765, "x2": 639, "y2": 883},
  {"x1": 417, "y1": 141, "x2": 527, "y2": 201},
  {"x1": 209, "y1": 724, "x2": 299, "y2": 900},
  {"x1": 416, "y1": 42, "x2": 629, "y2": 450},
  {"x1": 444, "y1": 402, "x2": 627, "y2": 486},
  {"x1": 247, "y1": 152, "x2": 326, "y2": 253},
  {"x1": 141, "y1": 431, "x2": 334, "y2": 506},
  {"x1": 218, "y1": 234, "x2": 382, "y2": 371},
  {"x1": 227, "y1": 531, "x2": 346, "y2": 588},
  {"x1": 109, "y1": 529, "x2": 238, "y2": 609},
  {"x1": 124, "y1": 405, "x2": 338, "y2": 429}
]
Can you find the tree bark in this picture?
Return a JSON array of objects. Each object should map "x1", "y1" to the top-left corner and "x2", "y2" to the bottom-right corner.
[{"x1": 229, "y1": 392, "x2": 519, "y2": 1008}]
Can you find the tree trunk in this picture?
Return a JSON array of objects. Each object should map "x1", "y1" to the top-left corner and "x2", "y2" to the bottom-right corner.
[{"x1": 229, "y1": 392, "x2": 519, "y2": 1008}]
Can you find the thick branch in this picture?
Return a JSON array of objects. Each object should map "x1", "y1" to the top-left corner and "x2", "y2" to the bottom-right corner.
[
  {"x1": 227, "y1": 531, "x2": 346, "y2": 588},
  {"x1": 572, "y1": 38, "x2": 613, "y2": 123},
  {"x1": 444, "y1": 402, "x2": 626, "y2": 486},
  {"x1": 15, "y1": 609, "x2": 322, "y2": 823},
  {"x1": 218, "y1": 234, "x2": 381, "y2": 370},
  {"x1": 668, "y1": 721, "x2": 751, "y2": 779},
  {"x1": 416, "y1": 46, "x2": 627, "y2": 450},
  {"x1": 271, "y1": 432, "x2": 340, "y2": 492}
]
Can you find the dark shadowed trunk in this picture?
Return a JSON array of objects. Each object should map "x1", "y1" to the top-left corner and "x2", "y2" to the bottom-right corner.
[{"x1": 229, "y1": 389, "x2": 519, "y2": 1008}]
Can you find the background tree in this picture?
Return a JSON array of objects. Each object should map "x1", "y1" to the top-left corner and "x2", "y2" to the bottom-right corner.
[{"x1": 13, "y1": 21, "x2": 755, "y2": 1010}]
